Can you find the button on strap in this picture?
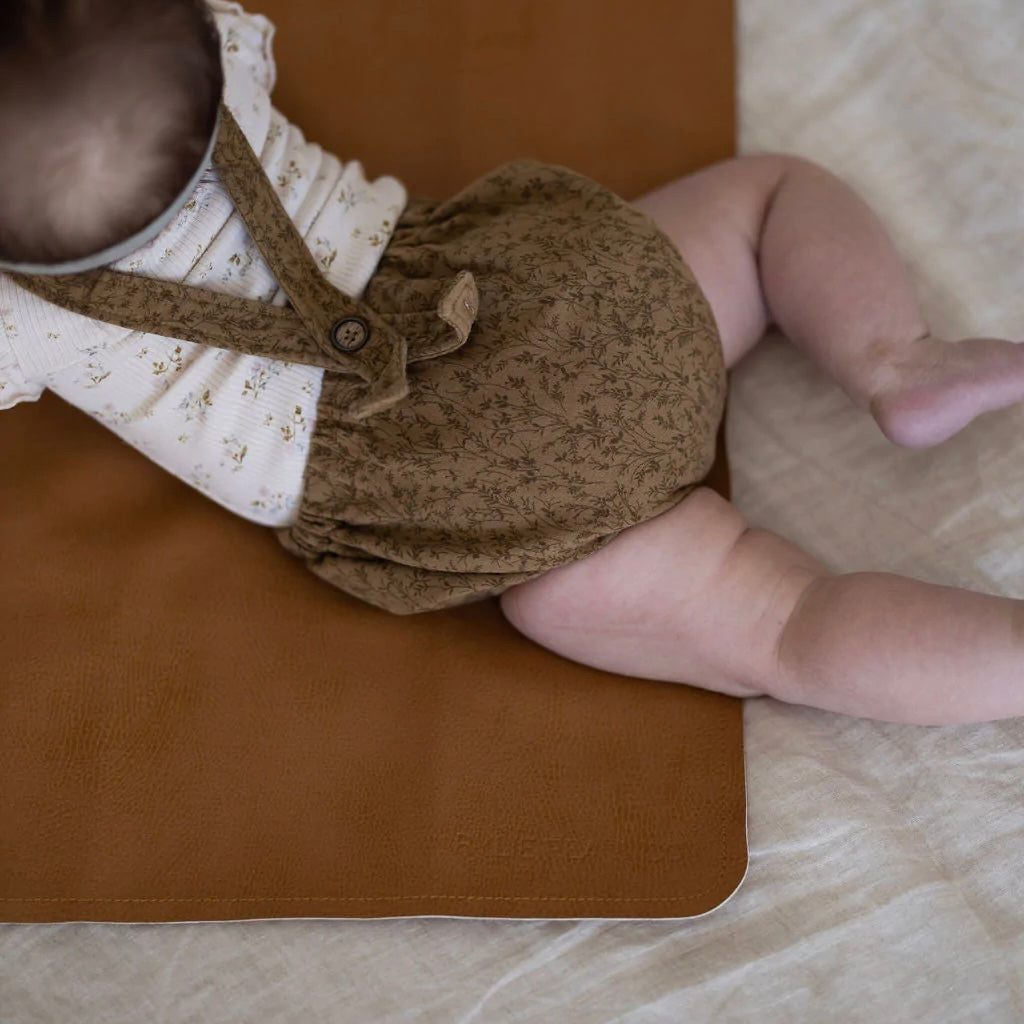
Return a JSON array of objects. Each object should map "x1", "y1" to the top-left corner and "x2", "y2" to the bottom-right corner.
[{"x1": 331, "y1": 317, "x2": 371, "y2": 353}]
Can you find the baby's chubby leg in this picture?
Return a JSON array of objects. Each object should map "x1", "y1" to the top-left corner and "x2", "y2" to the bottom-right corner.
[
  {"x1": 633, "y1": 154, "x2": 1024, "y2": 448},
  {"x1": 501, "y1": 488, "x2": 1024, "y2": 725},
  {"x1": 503, "y1": 154, "x2": 1024, "y2": 722}
]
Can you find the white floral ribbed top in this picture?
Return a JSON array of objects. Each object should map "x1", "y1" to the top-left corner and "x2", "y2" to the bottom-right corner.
[{"x1": 0, "y1": 0, "x2": 407, "y2": 527}]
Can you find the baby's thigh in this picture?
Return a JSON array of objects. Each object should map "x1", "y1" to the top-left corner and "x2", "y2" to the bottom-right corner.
[
  {"x1": 632, "y1": 157, "x2": 786, "y2": 368},
  {"x1": 500, "y1": 487, "x2": 825, "y2": 698}
]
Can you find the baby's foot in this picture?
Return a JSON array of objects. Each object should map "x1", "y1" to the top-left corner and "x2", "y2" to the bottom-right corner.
[{"x1": 868, "y1": 335, "x2": 1024, "y2": 448}]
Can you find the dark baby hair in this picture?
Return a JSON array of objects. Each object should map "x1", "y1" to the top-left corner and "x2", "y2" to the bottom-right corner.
[{"x1": 0, "y1": 0, "x2": 224, "y2": 266}]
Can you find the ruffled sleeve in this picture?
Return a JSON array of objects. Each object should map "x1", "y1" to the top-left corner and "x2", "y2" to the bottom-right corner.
[{"x1": 0, "y1": 339, "x2": 43, "y2": 409}]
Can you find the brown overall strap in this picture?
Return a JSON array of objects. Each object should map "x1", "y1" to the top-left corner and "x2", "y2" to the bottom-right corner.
[
  {"x1": 14, "y1": 271, "x2": 338, "y2": 368},
  {"x1": 213, "y1": 107, "x2": 360, "y2": 345},
  {"x1": 9, "y1": 106, "x2": 478, "y2": 420}
]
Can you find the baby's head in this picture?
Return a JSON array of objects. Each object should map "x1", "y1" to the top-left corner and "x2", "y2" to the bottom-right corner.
[{"x1": 0, "y1": 0, "x2": 223, "y2": 269}]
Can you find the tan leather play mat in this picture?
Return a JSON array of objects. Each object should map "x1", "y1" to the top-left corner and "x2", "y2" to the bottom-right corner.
[{"x1": 0, "y1": 0, "x2": 744, "y2": 921}]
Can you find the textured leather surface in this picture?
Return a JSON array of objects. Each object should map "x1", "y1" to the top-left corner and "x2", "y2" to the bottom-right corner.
[{"x1": 0, "y1": 0, "x2": 743, "y2": 921}]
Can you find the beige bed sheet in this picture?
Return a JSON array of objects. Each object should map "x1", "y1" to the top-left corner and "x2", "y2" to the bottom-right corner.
[{"x1": 3, "y1": 0, "x2": 1023, "y2": 1020}]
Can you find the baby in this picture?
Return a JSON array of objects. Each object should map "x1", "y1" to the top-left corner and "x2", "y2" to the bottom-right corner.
[{"x1": 3, "y1": 0, "x2": 1024, "y2": 726}]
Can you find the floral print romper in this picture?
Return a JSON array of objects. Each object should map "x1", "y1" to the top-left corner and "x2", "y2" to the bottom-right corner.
[{"x1": 14, "y1": 106, "x2": 727, "y2": 613}]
